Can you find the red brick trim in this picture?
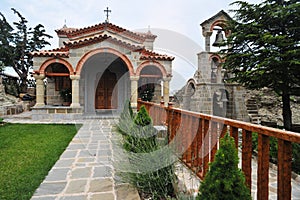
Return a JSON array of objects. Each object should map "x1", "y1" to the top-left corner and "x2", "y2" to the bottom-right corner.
[
  {"x1": 136, "y1": 60, "x2": 168, "y2": 77},
  {"x1": 38, "y1": 58, "x2": 74, "y2": 75},
  {"x1": 75, "y1": 47, "x2": 134, "y2": 76}
]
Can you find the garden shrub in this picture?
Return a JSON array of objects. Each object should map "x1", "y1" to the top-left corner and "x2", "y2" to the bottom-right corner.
[
  {"x1": 197, "y1": 134, "x2": 251, "y2": 200},
  {"x1": 116, "y1": 102, "x2": 176, "y2": 199},
  {"x1": 116, "y1": 100, "x2": 134, "y2": 135}
]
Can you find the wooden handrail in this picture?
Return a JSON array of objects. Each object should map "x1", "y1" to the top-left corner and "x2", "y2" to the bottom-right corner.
[{"x1": 138, "y1": 99, "x2": 300, "y2": 200}]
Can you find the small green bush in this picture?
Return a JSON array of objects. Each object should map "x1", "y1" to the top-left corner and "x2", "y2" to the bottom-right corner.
[
  {"x1": 116, "y1": 103, "x2": 176, "y2": 199},
  {"x1": 197, "y1": 134, "x2": 251, "y2": 200},
  {"x1": 117, "y1": 100, "x2": 134, "y2": 135},
  {"x1": 122, "y1": 106, "x2": 156, "y2": 153},
  {"x1": 134, "y1": 105, "x2": 152, "y2": 126}
]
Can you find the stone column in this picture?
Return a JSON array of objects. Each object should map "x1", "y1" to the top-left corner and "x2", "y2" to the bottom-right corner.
[
  {"x1": 70, "y1": 75, "x2": 81, "y2": 108},
  {"x1": 182, "y1": 94, "x2": 191, "y2": 110},
  {"x1": 216, "y1": 66, "x2": 222, "y2": 83},
  {"x1": 204, "y1": 32, "x2": 212, "y2": 52},
  {"x1": 33, "y1": 74, "x2": 45, "y2": 107},
  {"x1": 163, "y1": 77, "x2": 171, "y2": 106},
  {"x1": 130, "y1": 75, "x2": 139, "y2": 109}
]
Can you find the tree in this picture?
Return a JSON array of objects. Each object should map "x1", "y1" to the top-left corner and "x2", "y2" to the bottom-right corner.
[
  {"x1": 222, "y1": 0, "x2": 300, "y2": 130},
  {"x1": 0, "y1": 8, "x2": 52, "y2": 93},
  {"x1": 197, "y1": 134, "x2": 251, "y2": 200}
]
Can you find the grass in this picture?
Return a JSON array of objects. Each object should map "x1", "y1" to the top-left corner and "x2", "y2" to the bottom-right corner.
[{"x1": 0, "y1": 123, "x2": 80, "y2": 200}]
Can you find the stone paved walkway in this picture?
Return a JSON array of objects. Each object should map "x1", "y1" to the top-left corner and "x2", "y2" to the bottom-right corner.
[
  {"x1": 5, "y1": 116, "x2": 140, "y2": 200},
  {"x1": 3, "y1": 113, "x2": 300, "y2": 200}
]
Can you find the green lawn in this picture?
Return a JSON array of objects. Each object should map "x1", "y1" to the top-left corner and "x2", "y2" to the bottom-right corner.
[{"x1": 0, "y1": 123, "x2": 80, "y2": 200}]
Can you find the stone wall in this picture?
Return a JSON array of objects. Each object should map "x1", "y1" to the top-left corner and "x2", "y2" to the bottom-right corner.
[
  {"x1": 46, "y1": 78, "x2": 63, "y2": 105},
  {"x1": 178, "y1": 82, "x2": 249, "y2": 122}
]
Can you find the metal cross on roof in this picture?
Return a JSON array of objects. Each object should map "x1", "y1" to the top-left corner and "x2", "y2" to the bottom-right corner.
[{"x1": 104, "y1": 7, "x2": 111, "y2": 23}]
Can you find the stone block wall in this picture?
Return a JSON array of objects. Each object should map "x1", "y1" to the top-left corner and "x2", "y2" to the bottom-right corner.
[
  {"x1": 46, "y1": 78, "x2": 63, "y2": 105},
  {"x1": 181, "y1": 83, "x2": 249, "y2": 121},
  {"x1": 232, "y1": 85, "x2": 249, "y2": 121}
]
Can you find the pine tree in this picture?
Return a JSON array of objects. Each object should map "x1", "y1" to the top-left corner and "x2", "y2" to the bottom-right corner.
[
  {"x1": 197, "y1": 134, "x2": 251, "y2": 200},
  {"x1": 0, "y1": 8, "x2": 52, "y2": 93},
  {"x1": 222, "y1": 0, "x2": 300, "y2": 130}
]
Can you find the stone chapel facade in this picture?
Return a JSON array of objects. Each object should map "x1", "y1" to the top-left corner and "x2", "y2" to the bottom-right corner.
[
  {"x1": 178, "y1": 10, "x2": 249, "y2": 121},
  {"x1": 32, "y1": 22, "x2": 173, "y2": 115}
]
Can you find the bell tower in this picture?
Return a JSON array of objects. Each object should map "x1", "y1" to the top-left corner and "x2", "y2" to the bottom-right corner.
[
  {"x1": 179, "y1": 10, "x2": 249, "y2": 122},
  {"x1": 193, "y1": 10, "x2": 232, "y2": 85}
]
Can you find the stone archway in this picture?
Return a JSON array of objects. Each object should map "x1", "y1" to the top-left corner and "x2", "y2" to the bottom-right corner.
[
  {"x1": 138, "y1": 65, "x2": 163, "y2": 103},
  {"x1": 183, "y1": 80, "x2": 196, "y2": 110},
  {"x1": 80, "y1": 52, "x2": 130, "y2": 113},
  {"x1": 44, "y1": 63, "x2": 72, "y2": 106}
]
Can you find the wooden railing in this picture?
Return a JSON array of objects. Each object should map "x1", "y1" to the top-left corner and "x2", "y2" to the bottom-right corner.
[{"x1": 138, "y1": 99, "x2": 300, "y2": 200}]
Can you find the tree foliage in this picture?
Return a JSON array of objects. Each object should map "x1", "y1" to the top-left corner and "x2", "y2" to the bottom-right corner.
[
  {"x1": 197, "y1": 134, "x2": 251, "y2": 200},
  {"x1": 222, "y1": 0, "x2": 300, "y2": 130},
  {"x1": 0, "y1": 8, "x2": 52, "y2": 92}
]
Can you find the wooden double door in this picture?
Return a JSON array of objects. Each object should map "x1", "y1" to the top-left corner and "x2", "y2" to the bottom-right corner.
[{"x1": 95, "y1": 69, "x2": 117, "y2": 109}]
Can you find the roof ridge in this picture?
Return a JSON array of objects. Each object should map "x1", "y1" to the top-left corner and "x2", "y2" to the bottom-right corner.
[
  {"x1": 56, "y1": 22, "x2": 149, "y2": 43},
  {"x1": 63, "y1": 34, "x2": 144, "y2": 51}
]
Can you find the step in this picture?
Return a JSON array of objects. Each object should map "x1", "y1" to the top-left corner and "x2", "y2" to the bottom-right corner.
[
  {"x1": 249, "y1": 115, "x2": 261, "y2": 118},
  {"x1": 246, "y1": 105, "x2": 258, "y2": 109},
  {"x1": 247, "y1": 100, "x2": 257, "y2": 104},
  {"x1": 247, "y1": 110, "x2": 258, "y2": 114}
]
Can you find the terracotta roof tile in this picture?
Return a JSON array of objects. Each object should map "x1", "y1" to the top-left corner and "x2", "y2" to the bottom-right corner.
[
  {"x1": 63, "y1": 34, "x2": 144, "y2": 51},
  {"x1": 140, "y1": 49, "x2": 174, "y2": 61},
  {"x1": 55, "y1": 22, "x2": 153, "y2": 43},
  {"x1": 31, "y1": 46, "x2": 69, "y2": 57}
]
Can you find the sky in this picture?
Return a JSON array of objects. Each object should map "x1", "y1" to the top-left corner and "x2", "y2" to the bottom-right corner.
[{"x1": 0, "y1": 0, "x2": 261, "y2": 92}]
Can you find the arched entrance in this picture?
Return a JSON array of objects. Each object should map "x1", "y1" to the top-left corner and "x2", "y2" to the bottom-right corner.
[
  {"x1": 80, "y1": 52, "x2": 130, "y2": 113},
  {"x1": 138, "y1": 66, "x2": 163, "y2": 103},
  {"x1": 44, "y1": 63, "x2": 71, "y2": 106}
]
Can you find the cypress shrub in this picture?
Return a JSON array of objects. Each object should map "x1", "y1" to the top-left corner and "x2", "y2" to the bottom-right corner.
[
  {"x1": 197, "y1": 134, "x2": 251, "y2": 200},
  {"x1": 116, "y1": 100, "x2": 134, "y2": 135},
  {"x1": 116, "y1": 104, "x2": 176, "y2": 199}
]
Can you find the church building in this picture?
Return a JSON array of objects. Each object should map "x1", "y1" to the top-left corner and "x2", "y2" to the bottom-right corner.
[{"x1": 31, "y1": 13, "x2": 174, "y2": 116}]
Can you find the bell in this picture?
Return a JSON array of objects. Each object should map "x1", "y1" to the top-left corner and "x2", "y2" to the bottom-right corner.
[{"x1": 212, "y1": 30, "x2": 225, "y2": 47}]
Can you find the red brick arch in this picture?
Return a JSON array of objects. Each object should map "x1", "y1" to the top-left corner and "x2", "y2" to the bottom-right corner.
[
  {"x1": 75, "y1": 47, "x2": 134, "y2": 76},
  {"x1": 136, "y1": 60, "x2": 168, "y2": 77},
  {"x1": 210, "y1": 20, "x2": 230, "y2": 37},
  {"x1": 38, "y1": 58, "x2": 74, "y2": 74},
  {"x1": 209, "y1": 54, "x2": 223, "y2": 63}
]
